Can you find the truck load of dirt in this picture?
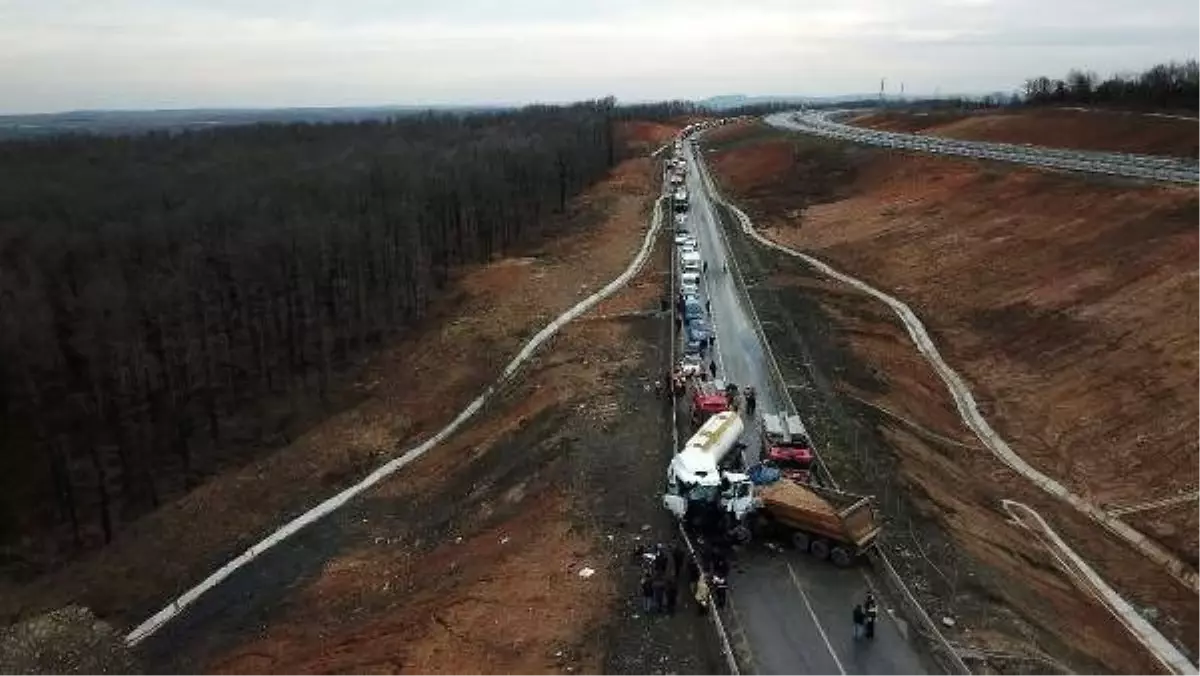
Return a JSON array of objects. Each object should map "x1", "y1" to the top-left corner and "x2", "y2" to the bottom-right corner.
[
  {"x1": 850, "y1": 107, "x2": 1199, "y2": 157},
  {"x1": 760, "y1": 480, "x2": 836, "y2": 517}
]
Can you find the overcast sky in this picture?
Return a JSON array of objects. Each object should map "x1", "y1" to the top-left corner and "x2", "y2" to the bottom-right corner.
[{"x1": 1, "y1": 0, "x2": 1196, "y2": 114}]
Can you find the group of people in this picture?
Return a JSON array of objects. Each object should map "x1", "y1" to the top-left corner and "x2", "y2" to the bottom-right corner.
[
  {"x1": 852, "y1": 592, "x2": 879, "y2": 640},
  {"x1": 637, "y1": 540, "x2": 731, "y2": 617}
]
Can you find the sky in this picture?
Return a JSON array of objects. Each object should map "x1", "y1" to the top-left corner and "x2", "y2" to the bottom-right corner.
[{"x1": 0, "y1": 0, "x2": 1196, "y2": 114}]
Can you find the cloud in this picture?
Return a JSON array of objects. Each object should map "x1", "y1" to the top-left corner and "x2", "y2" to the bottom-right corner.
[{"x1": 0, "y1": 0, "x2": 1195, "y2": 112}]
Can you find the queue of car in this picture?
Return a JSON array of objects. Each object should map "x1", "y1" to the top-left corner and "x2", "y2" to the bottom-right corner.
[{"x1": 675, "y1": 226, "x2": 713, "y2": 358}]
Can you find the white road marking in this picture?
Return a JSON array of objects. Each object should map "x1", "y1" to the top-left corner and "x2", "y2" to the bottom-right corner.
[{"x1": 786, "y1": 561, "x2": 847, "y2": 675}]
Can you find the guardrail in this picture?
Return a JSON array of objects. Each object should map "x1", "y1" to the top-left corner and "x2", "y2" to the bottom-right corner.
[
  {"x1": 690, "y1": 136, "x2": 971, "y2": 675},
  {"x1": 767, "y1": 111, "x2": 1200, "y2": 185}
]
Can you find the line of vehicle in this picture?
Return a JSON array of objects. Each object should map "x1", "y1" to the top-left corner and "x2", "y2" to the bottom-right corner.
[
  {"x1": 690, "y1": 137, "x2": 970, "y2": 675},
  {"x1": 767, "y1": 110, "x2": 1199, "y2": 184},
  {"x1": 126, "y1": 193, "x2": 669, "y2": 646},
  {"x1": 694, "y1": 127, "x2": 1196, "y2": 671},
  {"x1": 665, "y1": 160, "x2": 741, "y2": 676},
  {"x1": 682, "y1": 138, "x2": 855, "y2": 674}
]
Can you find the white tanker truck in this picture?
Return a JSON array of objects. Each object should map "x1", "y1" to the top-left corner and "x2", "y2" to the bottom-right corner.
[{"x1": 662, "y1": 411, "x2": 754, "y2": 529}]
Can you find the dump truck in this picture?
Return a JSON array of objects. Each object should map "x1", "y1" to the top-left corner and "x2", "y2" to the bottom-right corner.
[
  {"x1": 744, "y1": 480, "x2": 881, "y2": 566},
  {"x1": 761, "y1": 412, "x2": 814, "y2": 481}
]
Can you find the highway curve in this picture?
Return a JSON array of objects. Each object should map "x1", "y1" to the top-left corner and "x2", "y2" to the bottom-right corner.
[
  {"x1": 766, "y1": 110, "x2": 1200, "y2": 184},
  {"x1": 676, "y1": 140, "x2": 935, "y2": 675}
]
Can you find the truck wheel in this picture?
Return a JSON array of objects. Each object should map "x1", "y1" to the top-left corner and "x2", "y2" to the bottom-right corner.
[
  {"x1": 790, "y1": 531, "x2": 810, "y2": 552},
  {"x1": 831, "y1": 546, "x2": 853, "y2": 568},
  {"x1": 809, "y1": 539, "x2": 831, "y2": 561}
]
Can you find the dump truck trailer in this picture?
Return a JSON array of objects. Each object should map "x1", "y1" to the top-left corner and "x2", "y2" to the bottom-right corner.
[{"x1": 748, "y1": 480, "x2": 881, "y2": 566}]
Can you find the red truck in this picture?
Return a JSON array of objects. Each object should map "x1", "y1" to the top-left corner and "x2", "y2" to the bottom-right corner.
[
  {"x1": 690, "y1": 380, "x2": 730, "y2": 428},
  {"x1": 761, "y1": 412, "x2": 815, "y2": 482}
]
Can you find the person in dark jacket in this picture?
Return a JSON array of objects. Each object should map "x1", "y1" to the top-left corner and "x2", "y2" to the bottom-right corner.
[
  {"x1": 852, "y1": 604, "x2": 866, "y2": 639},
  {"x1": 641, "y1": 575, "x2": 654, "y2": 613},
  {"x1": 745, "y1": 386, "x2": 757, "y2": 415},
  {"x1": 711, "y1": 574, "x2": 728, "y2": 609},
  {"x1": 709, "y1": 360, "x2": 718, "y2": 379},
  {"x1": 864, "y1": 592, "x2": 878, "y2": 638},
  {"x1": 712, "y1": 552, "x2": 730, "y2": 579}
]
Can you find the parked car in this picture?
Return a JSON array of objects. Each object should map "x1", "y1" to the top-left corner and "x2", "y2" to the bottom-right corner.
[{"x1": 674, "y1": 231, "x2": 691, "y2": 245}]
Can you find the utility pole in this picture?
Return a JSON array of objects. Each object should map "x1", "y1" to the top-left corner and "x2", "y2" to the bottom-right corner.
[{"x1": 879, "y1": 77, "x2": 886, "y2": 107}]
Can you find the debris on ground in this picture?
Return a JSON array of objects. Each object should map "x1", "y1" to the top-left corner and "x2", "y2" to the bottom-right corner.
[{"x1": 0, "y1": 606, "x2": 139, "y2": 675}]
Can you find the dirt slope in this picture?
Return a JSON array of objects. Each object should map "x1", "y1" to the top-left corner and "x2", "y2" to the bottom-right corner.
[
  {"x1": 181, "y1": 205, "x2": 718, "y2": 674},
  {"x1": 705, "y1": 125, "x2": 1197, "y2": 671},
  {"x1": 850, "y1": 108, "x2": 1199, "y2": 157}
]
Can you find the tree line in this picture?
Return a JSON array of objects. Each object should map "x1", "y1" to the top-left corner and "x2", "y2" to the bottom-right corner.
[
  {"x1": 0, "y1": 100, "x2": 622, "y2": 565},
  {"x1": 1023, "y1": 60, "x2": 1199, "y2": 111}
]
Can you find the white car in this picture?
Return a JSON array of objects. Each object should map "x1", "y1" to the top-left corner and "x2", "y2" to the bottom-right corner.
[
  {"x1": 673, "y1": 232, "x2": 691, "y2": 245},
  {"x1": 680, "y1": 241, "x2": 699, "y2": 255}
]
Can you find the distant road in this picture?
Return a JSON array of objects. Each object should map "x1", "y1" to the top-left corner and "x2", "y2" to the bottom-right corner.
[{"x1": 765, "y1": 111, "x2": 1199, "y2": 185}]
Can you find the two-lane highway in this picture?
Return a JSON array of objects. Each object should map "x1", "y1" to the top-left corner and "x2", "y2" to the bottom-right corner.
[{"x1": 677, "y1": 140, "x2": 934, "y2": 675}]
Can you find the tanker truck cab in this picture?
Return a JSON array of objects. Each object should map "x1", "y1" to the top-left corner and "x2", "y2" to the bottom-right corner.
[{"x1": 719, "y1": 472, "x2": 757, "y2": 522}]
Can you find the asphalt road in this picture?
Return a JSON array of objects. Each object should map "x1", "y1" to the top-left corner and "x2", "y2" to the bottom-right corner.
[
  {"x1": 676, "y1": 142, "x2": 933, "y2": 675},
  {"x1": 765, "y1": 110, "x2": 1199, "y2": 184}
]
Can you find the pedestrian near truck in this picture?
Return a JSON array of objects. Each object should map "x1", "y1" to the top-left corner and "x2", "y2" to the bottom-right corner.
[
  {"x1": 852, "y1": 604, "x2": 866, "y2": 639},
  {"x1": 864, "y1": 592, "x2": 878, "y2": 638}
]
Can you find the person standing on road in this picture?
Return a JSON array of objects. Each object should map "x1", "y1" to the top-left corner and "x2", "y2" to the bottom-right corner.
[
  {"x1": 703, "y1": 260, "x2": 708, "y2": 274},
  {"x1": 705, "y1": 299, "x2": 711, "y2": 313},
  {"x1": 864, "y1": 592, "x2": 878, "y2": 638},
  {"x1": 852, "y1": 604, "x2": 866, "y2": 639},
  {"x1": 711, "y1": 574, "x2": 728, "y2": 609},
  {"x1": 745, "y1": 386, "x2": 757, "y2": 416},
  {"x1": 641, "y1": 574, "x2": 654, "y2": 613},
  {"x1": 709, "y1": 360, "x2": 717, "y2": 379}
]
